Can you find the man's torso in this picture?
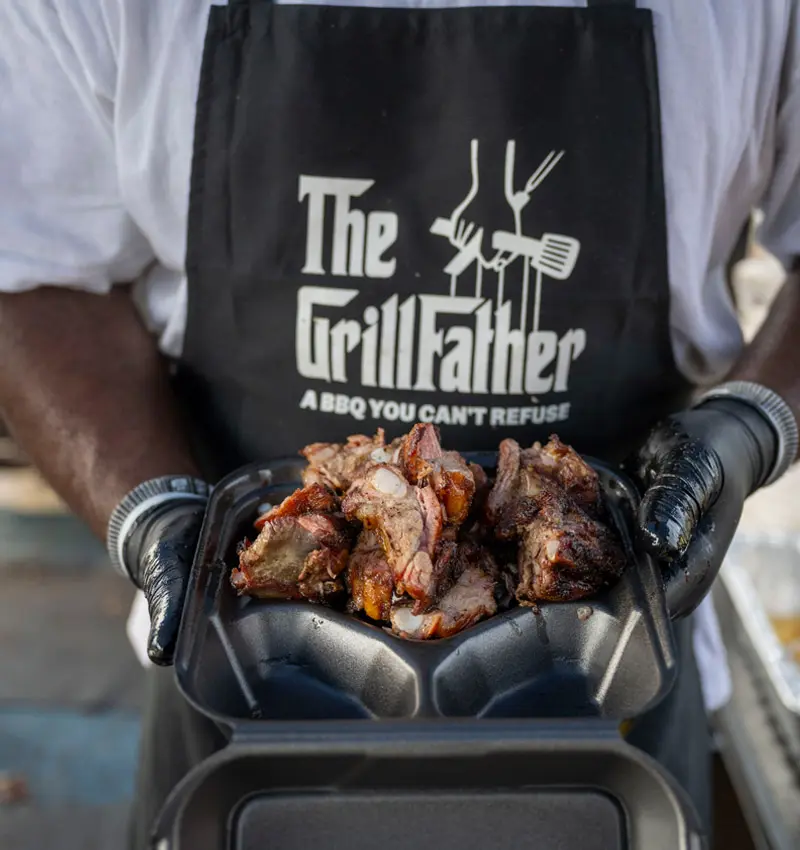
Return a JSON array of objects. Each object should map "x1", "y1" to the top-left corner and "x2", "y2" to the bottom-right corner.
[{"x1": 83, "y1": 0, "x2": 790, "y2": 387}]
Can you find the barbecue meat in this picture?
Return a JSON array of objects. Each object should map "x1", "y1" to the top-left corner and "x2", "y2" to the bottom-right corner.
[
  {"x1": 486, "y1": 437, "x2": 523, "y2": 529},
  {"x1": 302, "y1": 430, "x2": 398, "y2": 493},
  {"x1": 390, "y1": 560, "x2": 498, "y2": 639},
  {"x1": 231, "y1": 512, "x2": 351, "y2": 601},
  {"x1": 487, "y1": 438, "x2": 557, "y2": 538},
  {"x1": 488, "y1": 437, "x2": 625, "y2": 604},
  {"x1": 417, "y1": 538, "x2": 464, "y2": 614},
  {"x1": 516, "y1": 493, "x2": 625, "y2": 603},
  {"x1": 397, "y1": 423, "x2": 440, "y2": 484},
  {"x1": 399, "y1": 424, "x2": 476, "y2": 526},
  {"x1": 346, "y1": 529, "x2": 394, "y2": 622},
  {"x1": 523, "y1": 435, "x2": 601, "y2": 514},
  {"x1": 469, "y1": 462, "x2": 491, "y2": 515},
  {"x1": 233, "y1": 424, "x2": 628, "y2": 638},
  {"x1": 254, "y1": 483, "x2": 337, "y2": 530},
  {"x1": 488, "y1": 435, "x2": 602, "y2": 528},
  {"x1": 341, "y1": 464, "x2": 444, "y2": 609}
]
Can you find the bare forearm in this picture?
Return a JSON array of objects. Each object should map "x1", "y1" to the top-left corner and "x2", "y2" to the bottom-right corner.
[
  {"x1": 729, "y1": 266, "x2": 800, "y2": 451},
  {"x1": 0, "y1": 287, "x2": 199, "y2": 539}
]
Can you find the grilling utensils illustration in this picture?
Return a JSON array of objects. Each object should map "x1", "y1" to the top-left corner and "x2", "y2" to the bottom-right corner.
[{"x1": 431, "y1": 140, "x2": 581, "y2": 332}]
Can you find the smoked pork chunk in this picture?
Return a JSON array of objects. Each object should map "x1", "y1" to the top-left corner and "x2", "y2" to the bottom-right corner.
[
  {"x1": 390, "y1": 556, "x2": 498, "y2": 639},
  {"x1": 346, "y1": 529, "x2": 394, "y2": 622},
  {"x1": 231, "y1": 484, "x2": 351, "y2": 601},
  {"x1": 232, "y1": 424, "x2": 629, "y2": 637},
  {"x1": 301, "y1": 429, "x2": 400, "y2": 493},
  {"x1": 516, "y1": 493, "x2": 625, "y2": 603},
  {"x1": 341, "y1": 463, "x2": 444, "y2": 609},
  {"x1": 487, "y1": 437, "x2": 624, "y2": 604},
  {"x1": 399, "y1": 423, "x2": 476, "y2": 526}
]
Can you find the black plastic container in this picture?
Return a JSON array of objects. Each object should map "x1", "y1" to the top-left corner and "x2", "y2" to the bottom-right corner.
[
  {"x1": 152, "y1": 722, "x2": 704, "y2": 850},
  {"x1": 175, "y1": 454, "x2": 678, "y2": 726},
  {"x1": 157, "y1": 454, "x2": 703, "y2": 850}
]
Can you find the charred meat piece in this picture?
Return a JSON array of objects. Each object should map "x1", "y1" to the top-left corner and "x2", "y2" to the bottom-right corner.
[
  {"x1": 409, "y1": 537, "x2": 463, "y2": 615},
  {"x1": 390, "y1": 558, "x2": 498, "y2": 639},
  {"x1": 523, "y1": 435, "x2": 601, "y2": 514},
  {"x1": 231, "y1": 512, "x2": 351, "y2": 601},
  {"x1": 486, "y1": 437, "x2": 524, "y2": 528},
  {"x1": 301, "y1": 429, "x2": 399, "y2": 493},
  {"x1": 486, "y1": 438, "x2": 560, "y2": 539},
  {"x1": 469, "y1": 462, "x2": 491, "y2": 512},
  {"x1": 488, "y1": 437, "x2": 625, "y2": 604},
  {"x1": 409, "y1": 535, "x2": 493, "y2": 614},
  {"x1": 488, "y1": 435, "x2": 603, "y2": 527},
  {"x1": 516, "y1": 494, "x2": 625, "y2": 603},
  {"x1": 399, "y1": 424, "x2": 476, "y2": 526},
  {"x1": 298, "y1": 542, "x2": 351, "y2": 601},
  {"x1": 398, "y1": 422, "x2": 441, "y2": 483},
  {"x1": 254, "y1": 483, "x2": 337, "y2": 530},
  {"x1": 346, "y1": 529, "x2": 394, "y2": 622},
  {"x1": 341, "y1": 463, "x2": 444, "y2": 609}
]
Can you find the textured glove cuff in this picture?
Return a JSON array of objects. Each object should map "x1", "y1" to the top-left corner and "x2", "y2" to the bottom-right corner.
[
  {"x1": 694, "y1": 381, "x2": 798, "y2": 487},
  {"x1": 106, "y1": 476, "x2": 210, "y2": 578}
]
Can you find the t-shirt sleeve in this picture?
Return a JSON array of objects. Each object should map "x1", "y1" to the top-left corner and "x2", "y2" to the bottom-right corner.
[
  {"x1": 758, "y1": 11, "x2": 800, "y2": 269},
  {"x1": 0, "y1": 2, "x2": 155, "y2": 293}
]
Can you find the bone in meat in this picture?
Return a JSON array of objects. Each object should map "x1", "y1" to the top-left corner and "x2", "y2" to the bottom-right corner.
[
  {"x1": 341, "y1": 464, "x2": 444, "y2": 609},
  {"x1": 399, "y1": 423, "x2": 476, "y2": 526},
  {"x1": 390, "y1": 559, "x2": 498, "y2": 639},
  {"x1": 487, "y1": 438, "x2": 624, "y2": 604},
  {"x1": 516, "y1": 493, "x2": 625, "y2": 603},
  {"x1": 254, "y1": 483, "x2": 338, "y2": 530},
  {"x1": 346, "y1": 529, "x2": 394, "y2": 622},
  {"x1": 301, "y1": 429, "x2": 398, "y2": 493},
  {"x1": 231, "y1": 512, "x2": 351, "y2": 601}
]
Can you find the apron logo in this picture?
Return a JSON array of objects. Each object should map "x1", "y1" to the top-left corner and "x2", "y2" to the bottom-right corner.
[{"x1": 294, "y1": 140, "x2": 587, "y2": 429}]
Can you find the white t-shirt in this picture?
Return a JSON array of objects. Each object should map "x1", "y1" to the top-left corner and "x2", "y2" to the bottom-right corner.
[
  {"x1": 1, "y1": 0, "x2": 799, "y2": 381},
  {"x1": 3, "y1": 0, "x2": 797, "y2": 707}
]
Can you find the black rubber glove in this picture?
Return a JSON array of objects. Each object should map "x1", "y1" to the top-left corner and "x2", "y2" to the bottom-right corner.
[
  {"x1": 124, "y1": 501, "x2": 205, "y2": 665},
  {"x1": 631, "y1": 398, "x2": 778, "y2": 619}
]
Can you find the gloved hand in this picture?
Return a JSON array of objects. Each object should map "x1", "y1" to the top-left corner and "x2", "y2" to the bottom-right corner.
[
  {"x1": 125, "y1": 501, "x2": 205, "y2": 664},
  {"x1": 107, "y1": 478, "x2": 209, "y2": 665},
  {"x1": 629, "y1": 382, "x2": 796, "y2": 619}
]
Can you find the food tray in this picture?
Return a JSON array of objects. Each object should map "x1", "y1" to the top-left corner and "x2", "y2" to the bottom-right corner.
[
  {"x1": 716, "y1": 532, "x2": 800, "y2": 766},
  {"x1": 151, "y1": 723, "x2": 705, "y2": 850},
  {"x1": 174, "y1": 453, "x2": 677, "y2": 729}
]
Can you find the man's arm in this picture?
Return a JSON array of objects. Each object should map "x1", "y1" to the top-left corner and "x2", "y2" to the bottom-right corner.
[
  {"x1": 729, "y1": 265, "x2": 800, "y2": 446},
  {"x1": 0, "y1": 287, "x2": 199, "y2": 539}
]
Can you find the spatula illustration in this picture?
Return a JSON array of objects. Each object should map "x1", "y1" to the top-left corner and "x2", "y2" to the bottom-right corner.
[{"x1": 491, "y1": 230, "x2": 581, "y2": 281}]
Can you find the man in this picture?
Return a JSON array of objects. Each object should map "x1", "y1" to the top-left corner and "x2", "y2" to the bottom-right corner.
[{"x1": 0, "y1": 0, "x2": 798, "y2": 846}]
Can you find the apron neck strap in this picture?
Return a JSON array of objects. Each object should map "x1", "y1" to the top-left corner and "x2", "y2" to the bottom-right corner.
[{"x1": 587, "y1": 0, "x2": 637, "y2": 7}]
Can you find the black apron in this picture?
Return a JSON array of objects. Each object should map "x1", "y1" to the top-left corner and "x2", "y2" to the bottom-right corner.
[
  {"x1": 133, "y1": 0, "x2": 712, "y2": 845},
  {"x1": 177, "y1": 0, "x2": 694, "y2": 480}
]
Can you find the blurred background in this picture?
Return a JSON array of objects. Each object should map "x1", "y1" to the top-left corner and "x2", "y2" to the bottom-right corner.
[
  {"x1": 0, "y1": 427, "x2": 143, "y2": 846},
  {"x1": 0, "y1": 223, "x2": 798, "y2": 849}
]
